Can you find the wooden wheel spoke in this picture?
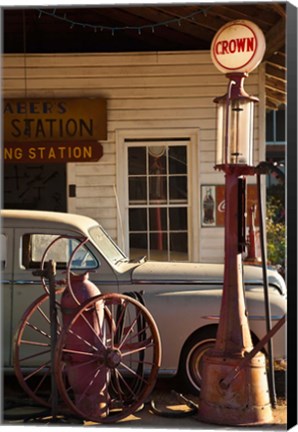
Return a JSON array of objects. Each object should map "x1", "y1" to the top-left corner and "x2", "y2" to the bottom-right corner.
[
  {"x1": 67, "y1": 328, "x2": 100, "y2": 353},
  {"x1": 76, "y1": 367, "x2": 103, "y2": 404},
  {"x1": 25, "y1": 321, "x2": 51, "y2": 340},
  {"x1": 126, "y1": 324, "x2": 149, "y2": 341},
  {"x1": 63, "y1": 356, "x2": 99, "y2": 371},
  {"x1": 113, "y1": 301, "x2": 128, "y2": 335},
  {"x1": 109, "y1": 303, "x2": 115, "y2": 348},
  {"x1": 24, "y1": 360, "x2": 51, "y2": 381},
  {"x1": 36, "y1": 304, "x2": 51, "y2": 324},
  {"x1": 61, "y1": 347, "x2": 98, "y2": 357},
  {"x1": 20, "y1": 339, "x2": 50, "y2": 347},
  {"x1": 14, "y1": 290, "x2": 64, "y2": 408},
  {"x1": 129, "y1": 358, "x2": 157, "y2": 367},
  {"x1": 117, "y1": 309, "x2": 142, "y2": 350},
  {"x1": 111, "y1": 369, "x2": 125, "y2": 401},
  {"x1": 119, "y1": 361, "x2": 149, "y2": 385},
  {"x1": 121, "y1": 338, "x2": 154, "y2": 357},
  {"x1": 31, "y1": 367, "x2": 51, "y2": 394},
  {"x1": 19, "y1": 348, "x2": 51, "y2": 363},
  {"x1": 115, "y1": 368, "x2": 138, "y2": 400},
  {"x1": 76, "y1": 310, "x2": 106, "y2": 350}
]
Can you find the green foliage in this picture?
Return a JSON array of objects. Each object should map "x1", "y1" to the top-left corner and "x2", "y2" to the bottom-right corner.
[{"x1": 266, "y1": 188, "x2": 285, "y2": 268}]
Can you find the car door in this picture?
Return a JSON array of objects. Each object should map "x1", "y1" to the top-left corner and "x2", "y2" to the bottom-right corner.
[{"x1": 1, "y1": 228, "x2": 14, "y2": 367}]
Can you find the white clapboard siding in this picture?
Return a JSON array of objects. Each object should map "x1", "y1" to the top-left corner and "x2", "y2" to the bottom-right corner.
[
  {"x1": 200, "y1": 230, "x2": 225, "y2": 263},
  {"x1": 3, "y1": 51, "x2": 265, "y2": 262}
]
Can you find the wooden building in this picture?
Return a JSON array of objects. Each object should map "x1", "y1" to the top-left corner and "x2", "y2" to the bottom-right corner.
[{"x1": 2, "y1": 3, "x2": 288, "y2": 263}]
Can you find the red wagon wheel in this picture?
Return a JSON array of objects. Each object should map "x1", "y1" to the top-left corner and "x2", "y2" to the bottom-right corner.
[
  {"x1": 55, "y1": 293, "x2": 161, "y2": 423},
  {"x1": 13, "y1": 289, "x2": 64, "y2": 407}
]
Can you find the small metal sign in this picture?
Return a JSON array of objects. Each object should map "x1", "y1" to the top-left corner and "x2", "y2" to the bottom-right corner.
[{"x1": 201, "y1": 184, "x2": 259, "y2": 227}]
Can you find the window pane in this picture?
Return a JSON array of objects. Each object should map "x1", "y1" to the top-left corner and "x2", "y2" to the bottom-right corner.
[
  {"x1": 169, "y1": 146, "x2": 187, "y2": 174},
  {"x1": 129, "y1": 177, "x2": 147, "y2": 203},
  {"x1": 170, "y1": 233, "x2": 188, "y2": 257},
  {"x1": 1, "y1": 234, "x2": 7, "y2": 269},
  {"x1": 149, "y1": 207, "x2": 167, "y2": 231},
  {"x1": 266, "y1": 111, "x2": 274, "y2": 142},
  {"x1": 128, "y1": 147, "x2": 146, "y2": 174},
  {"x1": 276, "y1": 109, "x2": 286, "y2": 141},
  {"x1": 129, "y1": 208, "x2": 147, "y2": 231},
  {"x1": 149, "y1": 176, "x2": 167, "y2": 203},
  {"x1": 150, "y1": 233, "x2": 168, "y2": 260},
  {"x1": 149, "y1": 149, "x2": 166, "y2": 174},
  {"x1": 130, "y1": 233, "x2": 147, "y2": 255},
  {"x1": 169, "y1": 208, "x2": 187, "y2": 230},
  {"x1": 169, "y1": 176, "x2": 187, "y2": 201},
  {"x1": 23, "y1": 234, "x2": 97, "y2": 270}
]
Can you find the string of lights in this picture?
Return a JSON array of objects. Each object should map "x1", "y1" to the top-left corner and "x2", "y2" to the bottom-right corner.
[{"x1": 36, "y1": 7, "x2": 211, "y2": 35}]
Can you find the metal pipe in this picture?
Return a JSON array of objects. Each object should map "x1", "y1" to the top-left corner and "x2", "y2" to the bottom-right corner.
[
  {"x1": 257, "y1": 173, "x2": 277, "y2": 408},
  {"x1": 48, "y1": 260, "x2": 59, "y2": 419},
  {"x1": 224, "y1": 79, "x2": 236, "y2": 167}
]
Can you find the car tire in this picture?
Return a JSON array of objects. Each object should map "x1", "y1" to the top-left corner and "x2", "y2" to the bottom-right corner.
[{"x1": 177, "y1": 326, "x2": 217, "y2": 395}]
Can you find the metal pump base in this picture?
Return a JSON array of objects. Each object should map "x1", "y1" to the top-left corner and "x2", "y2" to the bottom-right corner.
[{"x1": 198, "y1": 350, "x2": 273, "y2": 426}]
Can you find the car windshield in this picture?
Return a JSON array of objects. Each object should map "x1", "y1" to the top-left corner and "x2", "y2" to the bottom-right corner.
[{"x1": 89, "y1": 225, "x2": 128, "y2": 265}]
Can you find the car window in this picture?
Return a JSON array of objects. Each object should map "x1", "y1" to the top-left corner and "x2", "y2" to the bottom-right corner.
[
  {"x1": 1, "y1": 234, "x2": 7, "y2": 270},
  {"x1": 89, "y1": 225, "x2": 127, "y2": 265},
  {"x1": 22, "y1": 234, "x2": 99, "y2": 270}
]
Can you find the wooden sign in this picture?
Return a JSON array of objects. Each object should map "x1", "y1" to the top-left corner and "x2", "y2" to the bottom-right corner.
[
  {"x1": 4, "y1": 98, "x2": 107, "y2": 142},
  {"x1": 3, "y1": 141, "x2": 103, "y2": 163}
]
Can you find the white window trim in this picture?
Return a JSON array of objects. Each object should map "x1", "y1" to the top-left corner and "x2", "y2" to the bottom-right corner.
[{"x1": 116, "y1": 129, "x2": 200, "y2": 261}]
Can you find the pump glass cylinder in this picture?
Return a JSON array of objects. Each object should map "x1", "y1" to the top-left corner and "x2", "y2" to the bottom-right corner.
[{"x1": 216, "y1": 98, "x2": 255, "y2": 166}]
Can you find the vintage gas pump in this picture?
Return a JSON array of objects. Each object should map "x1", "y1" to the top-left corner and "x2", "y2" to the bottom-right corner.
[{"x1": 199, "y1": 21, "x2": 273, "y2": 425}]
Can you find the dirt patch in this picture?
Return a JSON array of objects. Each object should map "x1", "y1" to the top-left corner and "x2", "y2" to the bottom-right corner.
[
  {"x1": 3, "y1": 372, "x2": 287, "y2": 428},
  {"x1": 151, "y1": 372, "x2": 287, "y2": 427}
]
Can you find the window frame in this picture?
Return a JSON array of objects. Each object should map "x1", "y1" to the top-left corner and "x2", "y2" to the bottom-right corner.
[
  {"x1": 116, "y1": 129, "x2": 200, "y2": 262},
  {"x1": 1, "y1": 233, "x2": 8, "y2": 270},
  {"x1": 128, "y1": 143, "x2": 189, "y2": 261},
  {"x1": 266, "y1": 109, "x2": 286, "y2": 145}
]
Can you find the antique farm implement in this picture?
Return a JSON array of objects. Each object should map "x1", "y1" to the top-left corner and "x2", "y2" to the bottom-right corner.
[{"x1": 13, "y1": 235, "x2": 161, "y2": 423}]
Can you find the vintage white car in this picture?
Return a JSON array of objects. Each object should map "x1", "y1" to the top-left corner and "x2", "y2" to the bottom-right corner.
[{"x1": 2, "y1": 209, "x2": 286, "y2": 396}]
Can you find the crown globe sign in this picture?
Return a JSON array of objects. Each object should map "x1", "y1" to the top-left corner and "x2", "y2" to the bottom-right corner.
[{"x1": 211, "y1": 20, "x2": 266, "y2": 74}]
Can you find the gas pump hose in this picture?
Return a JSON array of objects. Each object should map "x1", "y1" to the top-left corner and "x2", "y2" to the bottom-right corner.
[{"x1": 150, "y1": 390, "x2": 198, "y2": 418}]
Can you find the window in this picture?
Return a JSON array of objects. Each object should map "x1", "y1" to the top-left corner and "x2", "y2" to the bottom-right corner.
[
  {"x1": 127, "y1": 143, "x2": 189, "y2": 261},
  {"x1": 22, "y1": 234, "x2": 98, "y2": 270},
  {"x1": 1, "y1": 234, "x2": 7, "y2": 269},
  {"x1": 266, "y1": 109, "x2": 286, "y2": 144},
  {"x1": 266, "y1": 109, "x2": 286, "y2": 188}
]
